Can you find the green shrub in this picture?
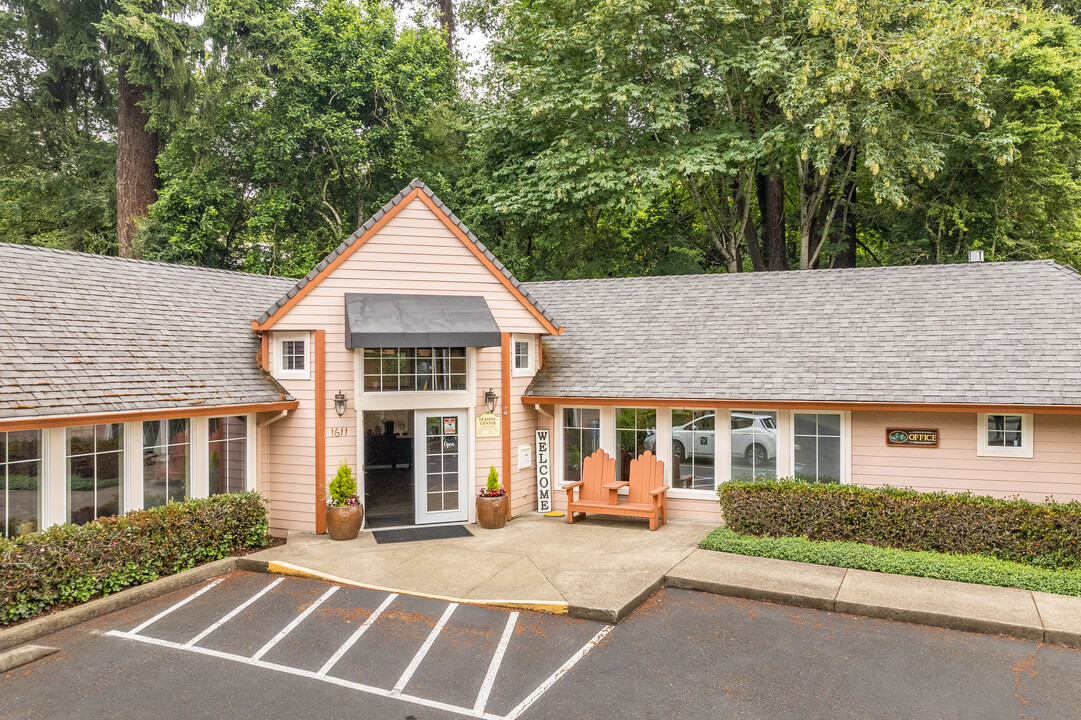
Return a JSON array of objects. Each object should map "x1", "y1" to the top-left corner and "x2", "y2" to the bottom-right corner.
[
  {"x1": 701, "y1": 527, "x2": 1081, "y2": 597},
  {"x1": 328, "y1": 462, "x2": 358, "y2": 507},
  {"x1": 719, "y1": 480, "x2": 1081, "y2": 570},
  {"x1": 487, "y1": 465, "x2": 500, "y2": 493},
  {"x1": 0, "y1": 492, "x2": 269, "y2": 626}
]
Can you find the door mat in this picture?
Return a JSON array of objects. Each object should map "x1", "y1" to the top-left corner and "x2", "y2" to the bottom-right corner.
[{"x1": 372, "y1": 524, "x2": 474, "y2": 544}]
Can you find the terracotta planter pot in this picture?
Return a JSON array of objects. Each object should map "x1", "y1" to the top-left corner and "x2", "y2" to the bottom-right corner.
[
  {"x1": 476, "y1": 495, "x2": 509, "y2": 529},
  {"x1": 326, "y1": 505, "x2": 364, "y2": 540}
]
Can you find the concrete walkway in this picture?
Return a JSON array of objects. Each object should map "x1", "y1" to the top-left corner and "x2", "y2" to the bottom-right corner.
[
  {"x1": 247, "y1": 514, "x2": 710, "y2": 622},
  {"x1": 667, "y1": 549, "x2": 1081, "y2": 649}
]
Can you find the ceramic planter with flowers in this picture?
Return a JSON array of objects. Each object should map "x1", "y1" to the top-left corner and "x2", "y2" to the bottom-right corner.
[
  {"x1": 326, "y1": 461, "x2": 364, "y2": 540},
  {"x1": 477, "y1": 465, "x2": 509, "y2": 529}
]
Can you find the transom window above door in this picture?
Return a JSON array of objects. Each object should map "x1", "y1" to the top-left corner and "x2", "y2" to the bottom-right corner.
[{"x1": 363, "y1": 348, "x2": 467, "y2": 392}]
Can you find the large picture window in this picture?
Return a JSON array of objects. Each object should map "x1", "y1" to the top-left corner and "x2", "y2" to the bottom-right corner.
[
  {"x1": 67, "y1": 424, "x2": 124, "y2": 524},
  {"x1": 2, "y1": 430, "x2": 41, "y2": 537},
  {"x1": 562, "y1": 408, "x2": 600, "y2": 485},
  {"x1": 730, "y1": 411, "x2": 778, "y2": 481},
  {"x1": 794, "y1": 413, "x2": 842, "y2": 483},
  {"x1": 363, "y1": 348, "x2": 467, "y2": 392},
  {"x1": 664, "y1": 410, "x2": 715, "y2": 491},
  {"x1": 209, "y1": 416, "x2": 248, "y2": 495},
  {"x1": 616, "y1": 408, "x2": 657, "y2": 482},
  {"x1": 143, "y1": 419, "x2": 191, "y2": 508}
]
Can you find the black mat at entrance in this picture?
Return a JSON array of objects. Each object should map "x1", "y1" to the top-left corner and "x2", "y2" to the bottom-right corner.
[{"x1": 372, "y1": 524, "x2": 473, "y2": 544}]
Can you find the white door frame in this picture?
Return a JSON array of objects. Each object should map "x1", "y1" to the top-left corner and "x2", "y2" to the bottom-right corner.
[{"x1": 413, "y1": 409, "x2": 469, "y2": 525}]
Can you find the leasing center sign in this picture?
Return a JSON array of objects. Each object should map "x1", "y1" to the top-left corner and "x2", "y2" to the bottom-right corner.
[{"x1": 886, "y1": 429, "x2": 939, "y2": 448}]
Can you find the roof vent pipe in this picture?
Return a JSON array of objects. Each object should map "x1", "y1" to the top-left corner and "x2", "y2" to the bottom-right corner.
[{"x1": 968, "y1": 250, "x2": 985, "y2": 263}]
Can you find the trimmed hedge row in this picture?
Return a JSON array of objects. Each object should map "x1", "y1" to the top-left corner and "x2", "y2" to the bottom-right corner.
[
  {"x1": 1, "y1": 492, "x2": 269, "y2": 626},
  {"x1": 700, "y1": 527, "x2": 1081, "y2": 597},
  {"x1": 719, "y1": 480, "x2": 1081, "y2": 570}
]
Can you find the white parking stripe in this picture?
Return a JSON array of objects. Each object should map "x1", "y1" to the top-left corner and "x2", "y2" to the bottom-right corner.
[
  {"x1": 391, "y1": 602, "x2": 458, "y2": 694},
  {"x1": 473, "y1": 611, "x2": 518, "y2": 714},
  {"x1": 502, "y1": 624, "x2": 614, "y2": 720},
  {"x1": 316, "y1": 592, "x2": 398, "y2": 677},
  {"x1": 128, "y1": 578, "x2": 224, "y2": 635},
  {"x1": 250, "y1": 586, "x2": 339, "y2": 661},
  {"x1": 107, "y1": 629, "x2": 502, "y2": 720},
  {"x1": 183, "y1": 578, "x2": 284, "y2": 648}
]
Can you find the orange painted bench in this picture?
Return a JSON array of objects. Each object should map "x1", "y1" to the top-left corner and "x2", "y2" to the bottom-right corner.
[{"x1": 565, "y1": 449, "x2": 668, "y2": 530}]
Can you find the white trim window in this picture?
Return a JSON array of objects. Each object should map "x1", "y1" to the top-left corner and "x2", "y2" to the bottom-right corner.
[
  {"x1": 512, "y1": 335, "x2": 535, "y2": 377},
  {"x1": 208, "y1": 416, "x2": 248, "y2": 494},
  {"x1": 142, "y1": 419, "x2": 191, "y2": 508},
  {"x1": 362, "y1": 347, "x2": 467, "y2": 392},
  {"x1": 2, "y1": 430, "x2": 42, "y2": 537},
  {"x1": 977, "y1": 413, "x2": 1033, "y2": 458},
  {"x1": 730, "y1": 410, "x2": 780, "y2": 482},
  {"x1": 665, "y1": 409, "x2": 717, "y2": 493},
  {"x1": 274, "y1": 332, "x2": 310, "y2": 380},
  {"x1": 793, "y1": 412, "x2": 844, "y2": 483},
  {"x1": 66, "y1": 424, "x2": 124, "y2": 524},
  {"x1": 561, "y1": 408, "x2": 601, "y2": 486}
]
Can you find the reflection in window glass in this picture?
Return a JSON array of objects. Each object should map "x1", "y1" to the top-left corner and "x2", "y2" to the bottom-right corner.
[
  {"x1": 667, "y1": 410, "x2": 715, "y2": 491},
  {"x1": 730, "y1": 411, "x2": 778, "y2": 481},
  {"x1": 987, "y1": 414, "x2": 1024, "y2": 448},
  {"x1": 563, "y1": 409, "x2": 600, "y2": 485},
  {"x1": 2, "y1": 430, "x2": 42, "y2": 537},
  {"x1": 362, "y1": 348, "x2": 467, "y2": 392},
  {"x1": 209, "y1": 416, "x2": 247, "y2": 495},
  {"x1": 794, "y1": 413, "x2": 842, "y2": 483},
  {"x1": 616, "y1": 409, "x2": 657, "y2": 483},
  {"x1": 67, "y1": 424, "x2": 124, "y2": 524},
  {"x1": 514, "y1": 341, "x2": 530, "y2": 370},
  {"x1": 143, "y1": 419, "x2": 191, "y2": 508}
]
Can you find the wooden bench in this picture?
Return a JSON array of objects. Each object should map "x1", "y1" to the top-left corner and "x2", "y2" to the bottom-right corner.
[{"x1": 565, "y1": 449, "x2": 668, "y2": 530}]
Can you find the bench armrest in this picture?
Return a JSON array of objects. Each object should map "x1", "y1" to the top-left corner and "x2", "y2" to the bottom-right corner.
[
  {"x1": 603, "y1": 481, "x2": 629, "y2": 491},
  {"x1": 649, "y1": 487, "x2": 668, "y2": 496},
  {"x1": 564, "y1": 481, "x2": 584, "y2": 490}
]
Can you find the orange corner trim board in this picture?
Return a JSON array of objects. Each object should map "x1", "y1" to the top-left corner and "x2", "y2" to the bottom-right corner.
[
  {"x1": 314, "y1": 329, "x2": 327, "y2": 535},
  {"x1": 253, "y1": 188, "x2": 561, "y2": 336}
]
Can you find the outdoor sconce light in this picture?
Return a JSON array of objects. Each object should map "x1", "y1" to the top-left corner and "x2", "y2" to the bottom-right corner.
[
  {"x1": 333, "y1": 391, "x2": 347, "y2": 418},
  {"x1": 484, "y1": 388, "x2": 498, "y2": 413}
]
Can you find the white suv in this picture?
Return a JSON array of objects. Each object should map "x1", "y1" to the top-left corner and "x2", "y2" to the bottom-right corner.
[{"x1": 645, "y1": 412, "x2": 777, "y2": 465}]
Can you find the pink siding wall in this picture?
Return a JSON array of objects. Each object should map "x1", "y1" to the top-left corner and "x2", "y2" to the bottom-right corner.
[
  {"x1": 852, "y1": 411, "x2": 1081, "y2": 502},
  {"x1": 261, "y1": 198, "x2": 548, "y2": 531}
]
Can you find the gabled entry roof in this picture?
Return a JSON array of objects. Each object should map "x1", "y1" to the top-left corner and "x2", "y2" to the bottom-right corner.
[
  {"x1": 253, "y1": 180, "x2": 562, "y2": 335},
  {"x1": 344, "y1": 294, "x2": 502, "y2": 348}
]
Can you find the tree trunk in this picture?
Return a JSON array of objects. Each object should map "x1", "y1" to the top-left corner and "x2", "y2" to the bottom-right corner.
[
  {"x1": 437, "y1": 0, "x2": 454, "y2": 55},
  {"x1": 116, "y1": 64, "x2": 159, "y2": 259},
  {"x1": 736, "y1": 184, "x2": 763, "y2": 272},
  {"x1": 756, "y1": 172, "x2": 787, "y2": 270}
]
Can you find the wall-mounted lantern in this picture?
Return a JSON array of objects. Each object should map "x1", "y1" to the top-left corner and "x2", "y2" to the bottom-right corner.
[
  {"x1": 484, "y1": 388, "x2": 498, "y2": 413},
  {"x1": 334, "y1": 391, "x2": 347, "y2": 418}
]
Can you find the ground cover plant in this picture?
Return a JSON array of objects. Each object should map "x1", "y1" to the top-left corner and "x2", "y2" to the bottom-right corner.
[
  {"x1": 0, "y1": 492, "x2": 269, "y2": 625},
  {"x1": 701, "y1": 527, "x2": 1081, "y2": 597}
]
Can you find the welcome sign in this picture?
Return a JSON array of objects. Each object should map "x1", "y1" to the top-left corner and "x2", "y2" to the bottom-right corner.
[
  {"x1": 886, "y1": 429, "x2": 939, "y2": 447},
  {"x1": 535, "y1": 429, "x2": 552, "y2": 512}
]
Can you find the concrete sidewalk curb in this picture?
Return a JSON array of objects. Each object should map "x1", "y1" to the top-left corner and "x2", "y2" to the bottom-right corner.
[
  {"x1": 665, "y1": 549, "x2": 1081, "y2": 649},
  {"x1": 0, "y1": 557, "x2": 239, "y2": 653},
  {"x1": 0, "y1": 644, "x2": 59, "y2": 673}
]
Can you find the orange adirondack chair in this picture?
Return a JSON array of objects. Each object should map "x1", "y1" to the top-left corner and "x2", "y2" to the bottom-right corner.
[{"x1": 565, "y1": 449, "x2": 620, "y2": 523}]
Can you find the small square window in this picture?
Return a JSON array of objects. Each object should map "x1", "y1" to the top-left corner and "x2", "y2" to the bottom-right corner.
[
  {"x1": 512, "y1": 335, "x2": 534, "y2": 377},
  {"x1": 977, "y1": 413, "x2": 1032, "y2": 458},
  {"x1": 274, "y1": 333, "x2": 310, "y2": 380}
]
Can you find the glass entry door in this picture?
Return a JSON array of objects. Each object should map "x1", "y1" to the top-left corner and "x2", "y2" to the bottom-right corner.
[{"x1": 414, "y1": 410, "x2": 469, "y2": 524}]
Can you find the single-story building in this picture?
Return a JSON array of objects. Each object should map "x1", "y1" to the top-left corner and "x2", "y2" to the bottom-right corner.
[{"x1": 3, "y1": 180, "x2": 1081, "y2": 537}]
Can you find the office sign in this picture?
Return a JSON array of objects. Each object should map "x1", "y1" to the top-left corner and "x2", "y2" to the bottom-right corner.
[
  {"x1": 535, "y1": 429, "x2": 552, "y2": 513},
  {"x1": 886, "y1": 429, "x2": 939, "y2": 447}
]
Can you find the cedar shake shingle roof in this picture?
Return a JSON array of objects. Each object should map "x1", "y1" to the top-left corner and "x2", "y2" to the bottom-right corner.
[
  {"x1": 0, "y1": 243, "x2": 296, "y2": 420},
  {"x1": 255, "y1": 179, "x2": 561, "y2": 331},
  {"x1": 523, "y1": 260, "x2": 1081, "y2": 406}
]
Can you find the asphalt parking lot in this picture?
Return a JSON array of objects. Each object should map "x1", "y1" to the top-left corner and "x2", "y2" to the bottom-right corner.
[{"x1": 2, "y1": 570, "x2": 1080, "y2": 719}]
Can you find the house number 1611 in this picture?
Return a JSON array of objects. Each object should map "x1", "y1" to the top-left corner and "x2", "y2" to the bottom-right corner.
[{"x1": 328, "y1": 427, "x2": 348, "y2": 438}]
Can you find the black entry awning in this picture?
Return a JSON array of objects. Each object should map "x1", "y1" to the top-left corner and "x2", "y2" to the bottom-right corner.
[{"x1": 344, "y1": 293, "x2": 502, "y2": 348}]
